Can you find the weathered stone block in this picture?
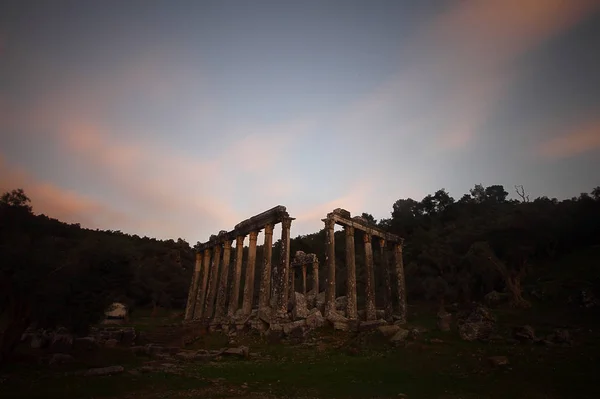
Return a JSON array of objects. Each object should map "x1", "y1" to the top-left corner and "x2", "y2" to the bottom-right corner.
[
  {"x1": 437, "y1": 311, "x2": 452, "y2": 332},
  {"x1": 49, "y1": 353, "x2": 74, "y2": 366},
  {"x1": 292, "y1": 292, "x2": 309, "y2": 320},
  {"x1": 335, "y1": 296, "x2": 348, "y2": 311},
  {"x1": 223, "y1": 346, "x2": 249, "y2": 358},
  {"x1": 84, "y1": 365, "x2": 125, "y2": 376},
  {"x1": 104, "y1": 339, "x2": 119, "y2": 348},
  {"x1": 306, "y1": 310, "x2": 326, "y2": 329},
  {"x1": 73, "y1": 337, "x2": 98, "y2": 351},
  {"x1": 389, "y1": 328, "x2": 409, "y2": 345},
  {"x1": 49, "y1": 333, "x2": 73, "y2": 353},
  {"x1": 283, "y1": 319, "x2": 307, "y2": 335},
  {"x1": 378, "y1": 325, "x2": 401, "y2": 338}
]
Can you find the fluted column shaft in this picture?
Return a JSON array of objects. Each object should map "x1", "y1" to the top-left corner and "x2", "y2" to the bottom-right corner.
[
  {"x1": 324, "y1": 217, "x2": 336, "y2": 316},
  {"x1": 312, "y1": 261, "x2": 319, "y2": 293},
  {"x1": 194, "y1": 249, "x2": 212, "y2": 319},
  {"x1": 380, "y1": 238, "x2": 393, "y2": 320},
  {"x1": 214, "y1": 239, "x2": 233, "y2": 321},
  {"x1": 345, "y1": 226, "x2": 357, "y2": 319},
  {"x1": 276, "y1": 217, "x2": 292, "y2": 315},
  {"x1": 204, "y1": 244, "x2": 222, "y2": 320},
  {"x1": 394, "y1": 242, "x2": 407, "y2": 323},
  {"x1": 258, "y1": 224, "x2": 274, "y2": 309},
  {"x1": 228, "y1": 236, "x2": 245, "y2": 317},
  {"x1": 364, "y1": 233, "x2": 376, "y2": 321},
  {"x1": 242, "y1": 231, "x2": 259, "y2": 315},
  {"x1": 185, "y1": 252, "x2": 202, "y2": 320}
]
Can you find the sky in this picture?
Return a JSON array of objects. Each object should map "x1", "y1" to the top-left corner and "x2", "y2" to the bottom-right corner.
[{"x1": 1, "y1": 0, "x2": 599, "y2": 243}]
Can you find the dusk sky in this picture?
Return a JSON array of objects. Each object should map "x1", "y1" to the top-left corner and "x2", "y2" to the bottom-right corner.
[{"x1": 1, "y1": 1, "x2": 599, "y2": 243}]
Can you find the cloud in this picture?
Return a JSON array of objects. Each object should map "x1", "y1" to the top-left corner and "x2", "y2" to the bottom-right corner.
[
  {"x1": 0, "y1": 155, "x2": 129, "y2": 228},
  {"x1": 538, "y1": 117, "x2": 600, "y2": 159}
]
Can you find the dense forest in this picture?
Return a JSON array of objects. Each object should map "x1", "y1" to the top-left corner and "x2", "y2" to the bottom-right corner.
[{"x1": 2, "y1": 184, "x2": 600, "y2": 362}]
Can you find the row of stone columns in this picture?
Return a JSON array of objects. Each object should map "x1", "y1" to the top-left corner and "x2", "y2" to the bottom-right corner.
[
  {"x1": 289, "y1": 252, "x2": 319, "y2": 297},
  {"x1": 184, "y1": 217, "x2": 293, "y2": 323},
  {"x1": 323, "y1": 216, "x2": 406, "y2": 323}
]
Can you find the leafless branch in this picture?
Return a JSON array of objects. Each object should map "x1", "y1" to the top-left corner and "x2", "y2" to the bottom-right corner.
[{"x1": 515, "y1": 185, "x2": 530, "y2": 203}]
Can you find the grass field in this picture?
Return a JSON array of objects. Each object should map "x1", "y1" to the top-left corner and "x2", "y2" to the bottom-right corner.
[{"x1": 2, "y1": 301, "x2": 599, "y2": 399}]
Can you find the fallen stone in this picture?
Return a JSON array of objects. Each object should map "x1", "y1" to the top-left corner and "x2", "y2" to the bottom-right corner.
[
  {"x1": 104, "y1": 339, "x2": 119, "y2": 348},
  {"x1": 551, "y1": 329, "x2": 571, "y2": 345},
  {"x1": 359, "y1": 319, "x2": 387, "y2": 332},
  {"x1": 283, "y1": 319, "x2": 307, "y2": 335},
  {"x1": 326, "y1": 311, "x2": 348, "y2": 324},
  {"x1": 457, "y1": 304, "x2": 496, "y2": 341},
  {"x1": 73, "y1": 337, "x2": 98, "y2": 351},
  {"x1": 292, "y1": 292, "x2": 310, "y2": 320},
  {"x1": 49, "y1": 333, "x2": 73, "y2": 354},
  {"x1": 437, "y1": 311, "x2": 452, "y2": 332},
  {"x1": 513, "y1": 325, "x2": 536, "y2": 342},
  {"x1": 335, "y1": 296, "x2": 348, "y2": 311},
  {"x1": 175, "y1": 351, "x2": 198, "y2": 361},
  {"x1": 84, "y1": 365, "x2": 125, "y2": 376},
  {"x1": 315, "y1": 291, "x2": 326, "y2": 313},
  {"x1": 333, "y1": 321, "x2": 350, "y2": 331},
  {"x1": 378, "y1": 325, "x2": 401, "y2": 338},
  {"x1": 488, "y1": 356, "x2": 509, "y2": 366},
  {"x1": 130, "y1": 346, "x2": 147, "y2": 355},
  {"x1": 484, "y1": 291, "x2": 509, "y2": 308},
  {"x1": 223, "y1": 346, "x2": 249, "y2": 358},
  {"x1": 375, "y1": 310, "x2": 386, "y2": 319},
  {"x1": 258, "y1": 307, "x2": 272, "y2": 323},
  {"x1": 389, "y1": 328, "x2": 409, "y2": 345},
  {"x1": 49, "y1": 353, "x2": 75, "y2": 366},
  {"x1": 306, "y1": 310, "x2": 326, "y2": 329}
]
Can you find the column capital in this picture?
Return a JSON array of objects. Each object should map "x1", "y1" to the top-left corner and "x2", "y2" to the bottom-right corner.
[
  {"x1": 323, "y1": 217, "x2": 336, "y2": 229},
  {"x1": 379, "y1": 237, "x2": 386, "y2": 247},
  {"x1": 281, "y1": 217, "x2": 293, "y2": 229},
  {"x1": 344, "y1": 225, "x2": 355, "y2": 236},
  {"x1": 363, "y1": 233, "x2": 372, "y2": 243},
  {"x1": 223, "y1": 239, "x2": 233, "y2": 249},
  {"x1": 249, "y1": 230, "x2": 259, "y2": 241},
  {"x1": 264, "y1": 223, "x2": 274, "y2": 235},
  {"x1": 236, "y1": 235, "x2": 245, "y2": 245}
]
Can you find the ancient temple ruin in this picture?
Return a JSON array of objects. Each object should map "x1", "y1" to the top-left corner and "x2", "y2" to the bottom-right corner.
[{"x1": 184, "y1": 205, "x2": 406, "y2": 333}]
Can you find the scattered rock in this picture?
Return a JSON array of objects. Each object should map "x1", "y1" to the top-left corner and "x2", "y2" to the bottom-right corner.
[
  {"x1": 513, "y1": 325, "x2": 536, "y2": 342},
  {"x1": 306, "y1": 310, "x2": 326, "y2": 329},
  {"x1": 84, "y1": 365, "x2": 125, "y2": 376},
  {"x1": 49, "y1": 332, "x2": 73, "y2": 353},
  {"x1": 335, "y1": 296, "x2": 348, "y2": 312},
  {"x1": 488, "y1": 356, "x2": 509, "y2": 366},
  {"x1": 389, "y1": 328, "x2": 409, "y2": 346},
  {"x1": 457, "y1": 304, "x2": 496, "y2": 341},
  {"x1": 378, "y1": 325, "x2": 401, "y2": 338},
  {"x1": 283, "y1": 320, "x2": 307, "y2": 336},
  {"x1": 223, "y1": 346, "x2": 249, "y2": 358},
  {"x1": 73, "y1": 337, "x2": 99, "y2": 351},
  {"x1": 549, "y1": 329, "x2": 572, "y2": 345},
  {"x1": 315, "y1": 291, "x2": 327, "y2": 313},
  {"x1": 291, "y1": 292, "x2": 310, "y2": 320},
  {"x1": 104, "y1": 339, "x2": 119, "y2": 348},
  {"x1": 437, "y1": 311, "x2": 452, "y2": 332},
  {"x1": 175, "y1": 351, "x2": 198, "y2": 361}
]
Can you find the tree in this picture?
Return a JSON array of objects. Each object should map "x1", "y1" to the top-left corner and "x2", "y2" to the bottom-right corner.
[{"x1": 0, "y1": 188, "x2": 32, "y2": 212}]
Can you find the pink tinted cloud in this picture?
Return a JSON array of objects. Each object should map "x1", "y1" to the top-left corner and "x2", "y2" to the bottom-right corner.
[
  {"x1": 0, "y1": 155, "x2": 129, "y2": 229},
  {"x1": 538, "y1": 118, "x2": 600, "y2": 159}
]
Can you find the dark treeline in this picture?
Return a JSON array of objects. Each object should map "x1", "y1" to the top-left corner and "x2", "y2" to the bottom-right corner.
[
  {"x1": 279, "y1": 184, "x2": 600, "y2": 312},
  {"x1": 0, "y1": 189, "x2": 193, "y2": 363}
]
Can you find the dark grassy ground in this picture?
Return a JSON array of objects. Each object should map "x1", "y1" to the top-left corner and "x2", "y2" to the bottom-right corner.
[{"x1": 2, "y1": 301, "x2": 599, "y2": 399}]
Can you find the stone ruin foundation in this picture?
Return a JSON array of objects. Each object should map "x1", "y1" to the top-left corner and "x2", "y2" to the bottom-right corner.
[{"x1": 183, "y1": 206, "x2": 406, "y2": 337}]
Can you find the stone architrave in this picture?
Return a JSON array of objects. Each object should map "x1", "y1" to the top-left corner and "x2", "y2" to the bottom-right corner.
[
  {"x1": 380, "y1": 238, "x2": 393, "y2": 319},
  {"x1": 394, "y1": 243, "x2": 407, "y2": 323},
  {"x1": 242, "y1": 231, "x2": 259, "y2": 316},
  {"x1": 203, "y1": 244, "x2": 222, "y2": 320},
  {"x1": 228, "y1": 236, "x2": 245, "y2": 317},
  {"x1": 276, "y1": 217, "x2": 292, "y2": 315},
  {"x1": 184, "y1": 252, "x2": 202, "y2": 320},
  {"x1": 323, "y1": 217, "x2": 336, "y2": 316},
  {"x1": 345, "y1": 226, "x2": 357, "y2": 319},
  {"x1": 364, "y1": 233, "x2": 376, "y2": 321},
  {"x1": 214, "y1": 239, "x2": 233, "y2": 321},
  {"x1": 194, "y1": 249, "x2": 211, "y2": 319},
  {"x1": 258, "y1": 224, "x2": 274, "y2": 309}
]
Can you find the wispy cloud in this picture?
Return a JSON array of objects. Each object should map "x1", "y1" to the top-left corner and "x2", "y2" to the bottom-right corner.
[{"x1": 538, "y1": 116, "x2": 600, "y2": 159}]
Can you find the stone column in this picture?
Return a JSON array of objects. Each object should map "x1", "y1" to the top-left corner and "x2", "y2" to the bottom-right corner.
[
  {"x1": 345, "y1": 225, "x2": 357, "y2": 319},
  {"x1": 228, "y1": 236, "x2": 245, "y2": 317},
  {"x1": 301, "y1": 264, "x2": 307, "y2": 296},
  {"x1": 324, "y1": 217, "x2": 336, "y2": 316},
  {"x1": 258, "y1": 224, "x2": 274, "y2": 309},
  {"x1": 276, "y1": 217, "x2": 292, "y2": 315},
  {"x1": 380, "y1": 238, "x2": 393, "y2": 320},
  {"x1": 242, "y1": 231, "x2": 259, "y2": 316},
  {"x1": 364, "y1": 233, "x2": 376, "y2": 321},
  {"x1": 203, "y1": 244, "x2": 222, "y2": 320},
  {"x1": 184, "y1": 252, "x2": 202, "y2": 320},
  {"x1": 214, "y1": 239, "x2": 233, "y2": 321},
  {"x1": 194, "y1": 249, "x2": 212, "y2": 319},
  {"x1": 290, "y1": 267, "x2": 295, "y2": 296},
  {"x1": 394, "y1": 242, "x2": 407, "y2": 324},
  {"x1": 312, "y1": 261, "x2": 319, "y2": 293}
]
